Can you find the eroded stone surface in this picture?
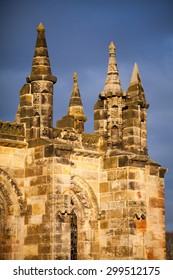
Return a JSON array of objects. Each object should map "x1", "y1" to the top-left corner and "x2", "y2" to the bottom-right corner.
[{"x1": 0, "y1": 24, "x2": 167, "y2": 260}]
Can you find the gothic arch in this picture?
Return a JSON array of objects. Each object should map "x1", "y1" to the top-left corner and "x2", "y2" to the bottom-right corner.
[
  {"x1": 71, "y1": 175, "x2": 99, "y2": 220},
  {"x1": 0, "y1": 168, "x2": 24, "y2": 215},
  {"x1": 60, "y1": 175, "x2": 99, "y2": 260},
  {"x1": 62, "y1": 175, "x2": 99, "y2": 221},
  {"x1": 0, "y1": 168, "x2": 25, "y2": 259}
]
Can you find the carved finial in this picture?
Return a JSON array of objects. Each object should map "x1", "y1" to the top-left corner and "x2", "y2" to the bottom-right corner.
[
  {"x1": 103, "y1": 41, "x2": 122, "y2": 94},
  {"x1": 37, "y1": 22, "x2": 45, "y2": 32},
  {"x1": 73, "y1": 72, "x2": 78, "y2": 83},
  {"x1": 109, "y1": 41, "x2": 115, "y2": 55},
  {"x1": 67, "y1": 72, "x2": 87, "y2": 125}
]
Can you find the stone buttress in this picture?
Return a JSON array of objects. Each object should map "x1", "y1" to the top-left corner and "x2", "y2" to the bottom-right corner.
[{"x1": 96, "y1": 43, "x2": 167, "y2": 259}]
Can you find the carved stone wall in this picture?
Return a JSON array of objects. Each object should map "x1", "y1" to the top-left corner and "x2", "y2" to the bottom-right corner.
[
  {"x1": 0, "y1": 140, "x2": 166, "y2": 260},
  {"x1": 0, "y1": 168, "x2": 25, "y2": 259},
  {"x1": 0, "y1": 24, "x2": 167, "y2": 260},
  {"x1": 101, "y1": 153, "x2": 166, "y2": 259}
]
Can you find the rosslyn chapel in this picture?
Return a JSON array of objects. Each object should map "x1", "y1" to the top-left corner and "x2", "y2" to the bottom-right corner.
[{"x1": 0, "y1": 23, "x2": 167, "y2": 260}]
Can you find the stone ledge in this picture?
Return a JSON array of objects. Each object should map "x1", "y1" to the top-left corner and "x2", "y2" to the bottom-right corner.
[
  {"x1": 74, "y1": 148, "x2": 103, "y2": 158},
  {"x1": 0, "y1": 138, "x2": 27, "y2": 148}
]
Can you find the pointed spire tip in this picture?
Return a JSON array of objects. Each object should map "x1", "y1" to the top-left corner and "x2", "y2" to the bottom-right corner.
[
  {"x1": 130, "y1": 62, "x2": 140, "y2": 84},
  {"x1": 73, "y1": 72, "x2": 78, "y2": 82},
  {"x1": 109, "y1": 41, "x2": 115, "y2": 47},
  {"x1": 134, "y1": 62, "x2": 139, "y2": 71},
  {"x1": 37, "y1": 22, "x2": 45, "y2": 32},
  {"x1": 109, "y1": 41, "x2": 115, "y2": 55}
]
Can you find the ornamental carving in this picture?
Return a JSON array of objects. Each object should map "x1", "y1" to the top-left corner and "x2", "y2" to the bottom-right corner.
[
  {"x1": 82, "y1": 133, "x2": 100, "y2": 150},
  {"x1": 0, "y1": 168, "x2": 25, "y2": 214},
  {"x1": 31, "y1": 81, "x2": 53, "y2": 93},
  {"x1": 71, "y1": 184, "x2": 91, "y2": 209},
  {"x1": 0, "y1": 121, "x2": 24, "y2": 136},
  {"x1": 71, "y1": 175, "x2": 99, "y2": 220}
]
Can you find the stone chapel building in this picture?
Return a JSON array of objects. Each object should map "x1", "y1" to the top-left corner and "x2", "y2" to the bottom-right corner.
[{"x1": 0, "y1": 23, "x2": 167, "y2": 260}]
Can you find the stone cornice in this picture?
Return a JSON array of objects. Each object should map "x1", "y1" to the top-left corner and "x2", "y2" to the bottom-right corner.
[
  {"x1": 0, "y1": 138, "x2": 27, "y2": 148},
  {"x1": 73, "y1": 148, "x2": 103, "y2": 158},
  {"x1": 0, "y1": 121, "x2": 25, "y2": 136}
]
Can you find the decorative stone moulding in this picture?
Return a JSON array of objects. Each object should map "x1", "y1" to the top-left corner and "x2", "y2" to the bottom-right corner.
[{"x1": 0, "y1": 121, "x2": 25, "y2": 137}]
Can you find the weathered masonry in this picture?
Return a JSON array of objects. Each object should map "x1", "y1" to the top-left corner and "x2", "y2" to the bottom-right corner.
[{"x1": 0, "y1": 23, "x2": 167, "y2": 260}]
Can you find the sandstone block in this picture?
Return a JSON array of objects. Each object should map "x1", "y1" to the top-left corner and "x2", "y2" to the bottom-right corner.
[
  {"x1": 100, "y1": 182, "x2": 109, "y2": 192},
  {"x1": 149, "y1": 198, "x2": 164, "y2": 208},
  {"x1": 24, "y1": 244, "x2": 38, "y2": 256}
]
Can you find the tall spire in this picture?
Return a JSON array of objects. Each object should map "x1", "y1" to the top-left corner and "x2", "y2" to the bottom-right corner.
[
  {"x1": 67, "y1": 72, "x2": 87, "y2": 122},
  {"x1": 27, "y1": 23, "x2": 56, "y2": 83},
  {"x1": 129, "y1": 62, "x2": 142, "y2": 85},
  {"x1": 123, "y1": 62, "x2": 149, "y2": 154},
  {"x1": 56, "y1": 72, "x2": 87, "y2": 132},
  {"x1": 103, "y1": 41, "x2": 122, "y2": 95},
  {"x1": 127, "y1": 63, "x2": 148, "y2": 108}
]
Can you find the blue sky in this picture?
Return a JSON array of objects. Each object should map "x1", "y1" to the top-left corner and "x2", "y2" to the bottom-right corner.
[{"x1": 0, "y1": 0, "x2": 173, "y2": 231}]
